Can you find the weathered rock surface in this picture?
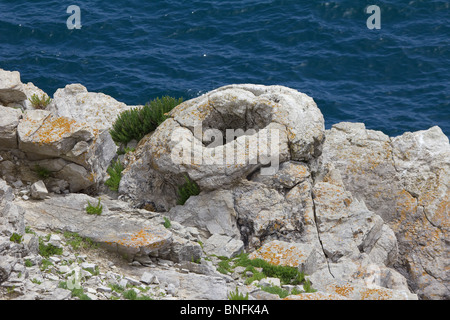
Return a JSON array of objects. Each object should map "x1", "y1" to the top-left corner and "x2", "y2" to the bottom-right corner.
[
  {"x1": 48, "y1": 84, "x2": 138, "y2": 131},
  {"x1": 0, "y1": 70, "x2": 447, "y2": 300},
  {"x1": 0, "y1": 69, "x2": 27, "y2": 105},
  {"x1": 0, "y1": 106, "x2": 22, "y2": 150},
  {"x1": 0, "y1": 108, "x2": 116, "y2": 192},
  {"x1": 119, "y1": 84, "x2": 325, "y2": 211},
  {"x1": 322, "y1": 122, "x2": 449, "y2": 299},
  {"x1": 18, "y1": 194, "x2": 177, "y2": 261}
]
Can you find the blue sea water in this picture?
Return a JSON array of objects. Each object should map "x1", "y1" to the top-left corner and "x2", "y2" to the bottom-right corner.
[{"x1": 0, "y1": 0, "x2": 449, "y2": 137}]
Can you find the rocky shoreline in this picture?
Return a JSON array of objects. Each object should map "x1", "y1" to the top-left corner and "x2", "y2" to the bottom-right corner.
[{"x1": 0, "y1": 68, "x2": 448, "y2": 300}]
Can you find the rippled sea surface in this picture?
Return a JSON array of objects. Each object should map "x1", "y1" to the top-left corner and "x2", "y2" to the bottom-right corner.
[{"x1": 1, "y1": 0, "x2": 449, "y2": 137}]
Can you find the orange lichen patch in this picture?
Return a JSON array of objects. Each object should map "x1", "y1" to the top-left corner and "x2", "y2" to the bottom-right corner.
[
  {"x1": 284, "y1": 292, "x2": 347, "y2": 300},
  {"x1": 186, "y1": 102, "x2": 214, "y2": 122},
  {"x1": 343, "y1": 198, "x2": 352, "y2": 207},
  {"x1": 330, "y1": 284, "x2": 355, "y2": 298},
  {"x1": 419, "y1": 188, "x2": 450, "y2": 230},
  {"x1": 360, "y1": 288, "x2": 394, "y2": 300},
  {"x1": 106, "y1": 229, "x2": 168, "y2": 249},
  {"x1": 23, "y1": 114, "x2": 95, "y2": 147},
  {"x1": 249, "y1": 241, "x2": 306, "y2": 267}
]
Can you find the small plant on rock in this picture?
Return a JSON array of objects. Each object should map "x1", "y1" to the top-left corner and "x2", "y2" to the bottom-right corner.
[
  {"x1": 109, "y1": 96, "x2": 183, "y2": 145},
  {"x1": 63, "y1": 231, "x2": 97, "y2": 251},
  {"x1": 29, "y1": 93, "x2": 52, "y2": 109},
  {"x1": 227, "y1": 287, "x2": 249, "y2": 300},
  {"x1": 163, "y1": 217, "x2": 171, "y2": 229},
  {"x1": 177, "y1": 175, "x2": 200, "y2": 205},
  {"x1": 86, "y1": 198, "x2": 103, "y2": 215},
  {"x1": 104, "y1": 160, "x2": 124, "y2": 191},
  {"x1": 34, "y1": 165, "x2": 51, "y2": 179},
  {"x1": 38, "y1": 236, "x2": 63, "y2": 258},
  {"x1": 9, "y1": 233, "x2": 22, "y2": 243}
]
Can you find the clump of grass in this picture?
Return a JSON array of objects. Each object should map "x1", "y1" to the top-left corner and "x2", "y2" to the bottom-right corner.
[
  {"x1": 122, "y1": 289, "x2": 152, "y2": 300},
  {"x1": 34, "y1": 165, "x2": 51, "y2": 179},
  {"x1": 9, "y1": 233, "x2": 22, "y2": 243},
  {"x1": 227, "y1": 287, "x2": 249, "y2": 300},
  {"x1": 302, "y1": 278, "x2": 317, "y2": 293},
  {"x1": 104, "y1": 160, "x2": 124, "y2": 191},
  {"x1": 233, "y1": 253, "x2": 307, "y2": 285},
  {"x1": 63, "y1": 231, "x2": 97, "y2": 251},
  {"x1": 261, "y1": 285, "x2": 290, "y2": 299},
  {"x1": 110, "y1": 96, "x2": 183, "y2": 145},
  {"x1": 40, "y1": 259, "x2": 53, "y2": 271},
  {"x1": 86, "y1": 198, "x2": 103, "y2": 215},
  {"x1": 29, "y1": 93, "x2": 52, "y2": 109},
  {"x1": 217, "y1": 256, "x2": 234, "y2": 274},
  {"x1": 38, "y1": 235, "x2": 63, "y2": 258},
  {"x1": 177, "y1": 175, "x2": 200, "y2": 205}
]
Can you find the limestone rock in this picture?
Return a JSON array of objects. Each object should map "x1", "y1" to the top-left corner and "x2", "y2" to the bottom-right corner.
[
  {"x1": 120, "y1": 84, "x2": 325, "y2": 210},
  {"x1": 168, "y1": 189, "x2": 240, "y2": 239},
  {"x1": 0, "y1": 69, "x2": 27, "y2": 105},
  {"x1": 322, "y1": 122, "x2": 450, "y2": 299},
  {"x1": 21, "y1": 82, "x2": 50, "y2": 110},
  {"x1": 203, "y1": 234, "x2": 244, "y2": 259},
  {"x1": 49, "y1": 84, "x2": 138, "y2": 131},
  {"x1": 248, "y1": 240, "x2": 326, "y2": 275},
  {"x1": 30, "y1": 180, "x2": 48, "y2": 200},
  {"x1": 308, "y1": 257, "x2": 418, "y2": 300},
  {"x1": 16, "y1": 110, "x2": 116, "y2": 192},
  {"x1": 17, "y1": 194, "x2": 188, "y2": 263},
  {"x1": 0, "y1": 106, "x2": 22, "y2": 150}
]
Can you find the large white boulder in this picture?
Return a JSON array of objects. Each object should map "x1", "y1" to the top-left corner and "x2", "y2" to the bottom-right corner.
[{"x1": 120, "y1": 84, "x2": 325, "y2": 211}]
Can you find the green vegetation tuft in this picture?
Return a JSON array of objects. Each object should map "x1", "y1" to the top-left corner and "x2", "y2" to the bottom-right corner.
[
  {"x1": 302, "y1": 278, "x2": 317, "y2": 293},
  {"x1": 177, "y1": 175, "x2": 200, "y2": 205},
  {"x1": 38, "y1": 236, "x2": 63, "y2": 258},
  {"x1": 233, "y1": 253, "x2": 305, "y2": 285},
  {"x1": 104, "y1": 160, "x2": 124, "y2": 191},
  {"x1": 59, "y1": 282, "x2": 91, "y2": 300},
  {"x1": 29, "y1": 93, "x2": 52, "y2": 109},
  {"x1": 110, "y1": 96, "x2": 183, "y2": 145},
  {"x1": 227, "y1": 287, "x2": 249, "y2": 300},
  {"x1": 261, "y1": 285, "x2": 290, "y2": 299},
  {"x1": 9, "y1": 233, "x2": 22, "y2": 244},
  {"x1": 63, "y1": 231, "x2": 97, "y2": 251},
  {"x1": 86, "y1": 198, "x2": 103, "y2": 215},
  {"x1": 34, "y1": 165, "x2": 51, "y2": 179},
  {"x1": 163, "y1": 217, "x2": 171, "y2": 229}
]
